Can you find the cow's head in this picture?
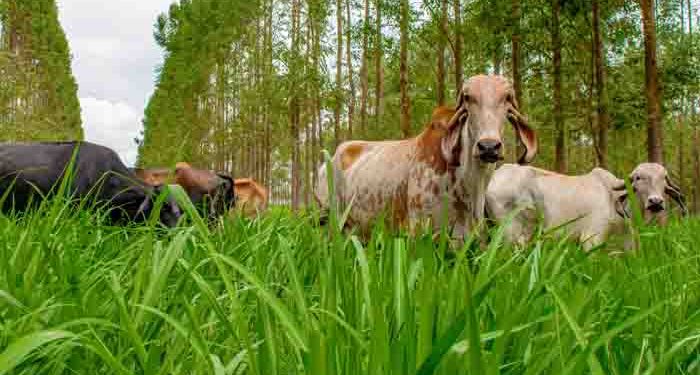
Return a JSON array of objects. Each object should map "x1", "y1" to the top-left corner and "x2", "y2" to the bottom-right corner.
[
  {"x1": 442, "y1": 75, "x2": 537, "y2": 167},
  {"x1": 136, "y1": 184, "x2": 182, "y2": 227},
  {"x1": 613, "y1": 163, "x2": 687, "y2": 222}
]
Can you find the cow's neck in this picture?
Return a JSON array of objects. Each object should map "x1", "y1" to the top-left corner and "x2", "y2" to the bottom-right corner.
[{"x1": 451, "y1": 143, "x2": 495, "y2": 231}]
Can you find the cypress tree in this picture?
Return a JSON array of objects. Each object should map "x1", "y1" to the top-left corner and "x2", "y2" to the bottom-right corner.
[{"x1": 0, "y1": 0, "x2": 83, "y2": 141}]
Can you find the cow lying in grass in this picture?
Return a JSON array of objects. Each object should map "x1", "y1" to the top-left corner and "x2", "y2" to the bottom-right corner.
[
  {"x1": 485, "y1": 162, "x2": 686, "y2": 250},
  {"x1": 0, "y1": 141, "x2": 181, "y2": 227}
]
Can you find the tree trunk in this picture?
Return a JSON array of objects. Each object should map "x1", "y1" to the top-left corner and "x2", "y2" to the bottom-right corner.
[
  {"x1": 359, "y1": 0, "x2": 370, "y2": 137},
  {"x1": 375, "y1": 0, "x2": 384, "y2": 125},
  {"x1": 345, "y1": 0, "x2": 356, "y2": 139},
  {"x1": 511, "y1": 0, "x2": 522, "y2": 107},
  {"x1": 290, "y1": 0, "x2": 301, "y2": 210},
  {"x1": 552, "y1": 0, "x2": 566, "y2": 173},
  {"x1": 436, "y1": 0, "x2": 447, "y2": 105},
  {"x1": 640, "y1": 0, "x2": 663, "y2": 163},
  {"x1": 311, "y1": 7, "x2": 321, "y2": 190},
  {"x1": 452, "y1": 0, "x2": 463, "y2": 94},
  {"x1": 689, "y1": 0, "x2": 698, "y2": 212},
  {"x1": 335, "y1": 0, "x2": 343, "y2": 148},
  {"x1": 511, "y1": 0, "x2": 523, "y2": 162},
  {"x1": 399, "y1": 0, "x2": 411, "y2": 137},
  {"x1": 593, "y1": 0, "x2": 609, "y2": 169}
]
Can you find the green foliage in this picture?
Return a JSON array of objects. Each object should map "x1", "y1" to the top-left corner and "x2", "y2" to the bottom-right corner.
[
  {"x1": 138, "y1": 0, "x2": 261, "y2": 167},
  {"x1": 0, "y1": 0, "x2": 83, "y2": 141},
  {"x1": 0, "y1": 201, "x2": 699, "y2": 374}
]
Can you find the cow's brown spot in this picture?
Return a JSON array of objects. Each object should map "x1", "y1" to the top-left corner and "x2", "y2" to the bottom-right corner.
[
  {"x1": 409, "y1": 194, "x2": 424, "y2": 211},
  {"x1": 431, "y1": 181, "x2": 440, "y2": 196},
  {"x1": 390, "y1": 181, "x2": 409, "y2": 228},
  {"x1": 341, "y1": 143, "x2": 366, "y2": 171}
]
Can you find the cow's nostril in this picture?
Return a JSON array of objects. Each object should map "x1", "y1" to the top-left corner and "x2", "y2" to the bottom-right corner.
[
  {"x1": 477, "y1": 140, "x2": 502, "y2": 153},
  {"x1": 648, "y1": 197, "x2": 664, "y2": 205}
]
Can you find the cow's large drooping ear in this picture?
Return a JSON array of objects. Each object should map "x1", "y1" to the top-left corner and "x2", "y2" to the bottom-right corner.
[
  {"x1": 615, "y1": 192, "x2": 629, "y2": 218},
  {"x1": 506, "y1": 92, "x2": 538, "y2": 165},
  {"x1": 440, "y1": 107, "x2": 467, "y2": 166},
  {"x1": 665, "y1": 176, "x2": 688, "y2": 216}
]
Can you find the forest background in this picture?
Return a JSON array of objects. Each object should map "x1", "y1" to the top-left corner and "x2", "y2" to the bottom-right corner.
[{"x1": 1, "y1": 0, "x2": 699, "y2": 210}]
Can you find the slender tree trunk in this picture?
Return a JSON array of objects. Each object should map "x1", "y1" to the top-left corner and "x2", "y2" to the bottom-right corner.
[
  {"x1": 436, "y1": 0, "x2": 447, "y2": 105},
  {"x1": 511, "y1": 0, "x2": 522, "y2": 162},
  {"x1": 335, "y1": 0, "x2": 343, "y2": 147},
  {"x1": 399, "y1": 0, "x2": 411, "y2": 137},
  {"x1": 678, "y1": 4, "x2": 685, "y2": 194},
  {"x1": 593, "y1": 0, "x2": 609, "y2": 169},
  {"x1": 345, "y1": 0, "x2": 356, "y2": 139},
  {"x1": 511, "y1": 0, "x2": 522, "y2": 107},
  {"x1": 375, "y1": 0, "x2": 384, "y2": 124},
  {"x1": 640, "y1": 0, "x2": 664, "y2": 163},
  {"x1": 290, "y1": 0, "x2": 301, "y2": 210},
  {"x1": 552, "y1": 0, "x2": 566, "y2": 173},
  {"x1": 452, "y1": 0, "x2": 463, "y2": 94},
  {"x1": 359, "y1": 0, "x2": 370, "y2": 136},
  {"x1": 688, "y1": 0, "x2": 698, "y2": 212},
  {"x1": 311, "y1": 8, "x2": 321, "y2": 189},
  {"x1": 493, "y1": 46, "x2": 502, "y2": 75}
]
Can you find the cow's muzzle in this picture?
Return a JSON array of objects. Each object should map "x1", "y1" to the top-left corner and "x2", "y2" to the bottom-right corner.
[
  {"x1": 646, "y1": 196, "x2": 665, "y2": 213},
  {"x1": 476, "y1": 139, "x2": 503, "y2": 163}
]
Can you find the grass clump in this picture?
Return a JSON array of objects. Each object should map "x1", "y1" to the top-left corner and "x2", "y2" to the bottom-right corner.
[{"x1": 0, "y1": 202, "x2": 698, "y2": 374}]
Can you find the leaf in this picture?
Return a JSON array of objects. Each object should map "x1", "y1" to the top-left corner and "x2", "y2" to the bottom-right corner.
[{"x1": 0, "y1": 330, "x2": 75, "y2": 375}]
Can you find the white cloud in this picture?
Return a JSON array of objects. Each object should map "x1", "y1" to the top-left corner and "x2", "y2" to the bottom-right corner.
[
  {"x1": 81, "y1": 97, "x2": 141, "y2": 166},
  {"x1": 56, "y1": 0, "x2": 174, "y2": 167}
]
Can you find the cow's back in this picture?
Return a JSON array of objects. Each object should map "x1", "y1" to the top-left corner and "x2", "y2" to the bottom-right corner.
[
  {"x1": 0, "y1": 141, "x2": 139, "y2": 209},
  {"x1": 234, "y1": 178, "x2": 267, "y2": 217},
  {"x1": 332, "y1": 139, "x2": 416, "y2": 230}
]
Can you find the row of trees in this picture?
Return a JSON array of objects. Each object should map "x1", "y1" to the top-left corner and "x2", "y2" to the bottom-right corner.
[
  {"x1": 136, "y1": 0, "x2": 698, "y2": 210},
  {"x1": 0, "y1": 0, "x2": 83, "y2": 140}
]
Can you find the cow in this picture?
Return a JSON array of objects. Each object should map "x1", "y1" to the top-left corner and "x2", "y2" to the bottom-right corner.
[
  {"x1": 132, "y1": 162, "x2": 235, "y2": 220},
  {"x1": 485, "y1": 162, "x2": 687, "y2": 250},
  {"x1": 232, "y1": 178, "x2": 268, "y2": 218},
  {"x1": 131, "y1": 167, "x2": 170, "y2": 187},
  {"x1": 614, "y1": 162, "x2": 687, "y2": 225},
  {"x1": 485, "y1": 164, "x2": 627, "y2": 250},
  {"x1": 0, "y1": 141, "x2": 181, "y2": 227},
  {"x1": 315, "y1": 75, "x2": 538, "y2": 238}
]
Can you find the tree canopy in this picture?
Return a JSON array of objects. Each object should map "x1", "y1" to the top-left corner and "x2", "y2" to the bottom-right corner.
[
  {"x1": 135, "y1": 0, "x2": 698, "y2": 208},
  {"x1": 0, "y1": 0, "x2": 83, "y2": 140}
]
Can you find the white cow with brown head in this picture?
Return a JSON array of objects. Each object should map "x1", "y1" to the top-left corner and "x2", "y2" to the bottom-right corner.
[{"x1": 315, "y1": 74, "x2": 538, "y2": 238}]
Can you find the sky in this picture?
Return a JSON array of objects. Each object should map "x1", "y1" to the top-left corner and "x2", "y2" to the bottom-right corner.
[{"x1": 57, "y1": 0, "x2": 174, "y2": 166}]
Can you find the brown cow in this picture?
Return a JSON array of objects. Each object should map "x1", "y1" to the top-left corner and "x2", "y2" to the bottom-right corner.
[
  {"x1": 315, "y1": 75, "x2": 538, "y2": 238},
  {"x1": 232, "y1": 178, "x2": 268, "y2": 218},
  {"x1": 132, "y1": 162, "x2": 235, "y2": 219}
]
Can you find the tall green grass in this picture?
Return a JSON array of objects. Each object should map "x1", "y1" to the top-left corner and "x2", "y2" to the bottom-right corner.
[{"x1": 0, "y1": 199, "x2": 698, "y2": 374}]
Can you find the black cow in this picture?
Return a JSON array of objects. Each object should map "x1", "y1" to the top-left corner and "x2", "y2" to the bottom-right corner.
[{"x1": 0, "y1": 141, "x2": 181, "y2": 227}]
